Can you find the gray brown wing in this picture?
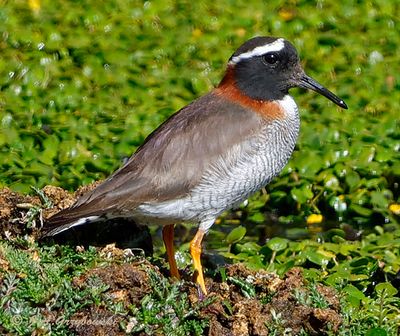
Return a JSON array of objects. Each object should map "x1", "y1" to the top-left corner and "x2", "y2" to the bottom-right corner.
[{"x1": 44, "y1": 91, "x2": 263, "y2": 229}]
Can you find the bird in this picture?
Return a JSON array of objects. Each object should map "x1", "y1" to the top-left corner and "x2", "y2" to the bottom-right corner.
[{"x1": 42, "y1": 36, "x2": 348, "y2": 295}]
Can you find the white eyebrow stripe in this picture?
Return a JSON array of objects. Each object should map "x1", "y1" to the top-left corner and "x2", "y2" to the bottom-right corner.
[{"x1": 229, "y1": 38, "x2": 285, "y2": 64}]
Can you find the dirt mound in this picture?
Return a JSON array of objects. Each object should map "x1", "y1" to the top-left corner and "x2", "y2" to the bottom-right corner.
[
  {"x1": 0, "y1": 185, "x2": 84, "y2": 238},
  {"x1": 0, "y1": 185, "x2": 152, "y2": 253},
  {"x1": 0, "y1": 187, "x2": 342, "y2": 335},
  {"x1": 69, "y1": 252, "x2": 341, "y2": 335}
]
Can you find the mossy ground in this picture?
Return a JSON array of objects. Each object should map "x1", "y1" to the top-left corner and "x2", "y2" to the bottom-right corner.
[{"x1": 1, "y1": 187, "x2": 399, "y2": 335}]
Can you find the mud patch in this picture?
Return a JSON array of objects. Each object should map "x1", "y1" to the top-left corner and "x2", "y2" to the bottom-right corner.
[
  {"x1": 69, "y1": 261, "x2": 154, "y2": 336},
  {"x1": 0, "y1": 187, "x2": 42, "y2": 237},
  {"x1": 198, "y1": 266, "x2": 341, "y2": 335},
  {"x1": 0, "y1": 185, "x2": 80, "y2": 238},
  {"x1": 0, "y1": 184, "x2": 101, "y2": 237},
  {"x1": 69, "y1": 251, "x2": 341, "y2": 335}
]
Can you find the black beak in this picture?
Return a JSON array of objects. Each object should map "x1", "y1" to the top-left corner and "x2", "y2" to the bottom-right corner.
[{"x1": 298, "y1": 74, "x2": 348, "y2": 109}]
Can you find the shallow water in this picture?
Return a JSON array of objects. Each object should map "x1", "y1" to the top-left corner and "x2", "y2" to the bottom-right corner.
[{"x1": 150, "y1": 214, "x2": 353, "y2": 260}]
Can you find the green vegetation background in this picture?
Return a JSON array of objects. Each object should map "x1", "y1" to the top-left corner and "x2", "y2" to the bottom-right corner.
[{"x1": 0, "y1": 0, "x2": 399, "y2": 227}]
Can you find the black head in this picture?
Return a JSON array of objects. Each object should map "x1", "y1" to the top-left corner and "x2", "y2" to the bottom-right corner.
[{"x1": 227, "y1": 36, "x2": 347, "y2": 109}]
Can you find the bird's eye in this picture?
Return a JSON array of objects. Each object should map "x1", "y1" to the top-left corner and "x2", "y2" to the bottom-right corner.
[{"x1": 263, "y1": 52, "x2": 279, "y2": 65}]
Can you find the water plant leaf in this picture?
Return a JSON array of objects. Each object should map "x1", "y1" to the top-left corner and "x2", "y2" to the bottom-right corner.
[
  {"x1": 226, "y1": 226, "x2": 246, "y2": 245},
  {"x1": 266, "y1": 237, "x2": 289, "y2": 252}
]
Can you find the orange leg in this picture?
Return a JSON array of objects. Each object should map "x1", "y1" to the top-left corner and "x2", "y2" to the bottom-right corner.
[
  {"x1": 162, "y1": 224, "x2": 180, "y2": 279},
  {"x1": 190, "y1": 229, "x2": 207, "y2": 295}
]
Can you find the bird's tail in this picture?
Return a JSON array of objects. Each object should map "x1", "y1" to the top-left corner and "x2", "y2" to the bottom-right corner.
[{"x1": 42, "y1": 206, "x2": 106, "y2": 237}]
